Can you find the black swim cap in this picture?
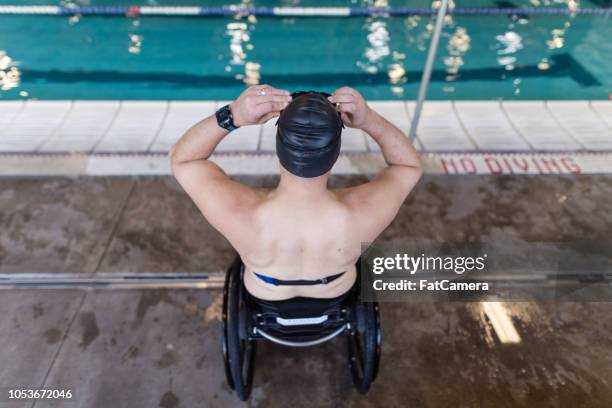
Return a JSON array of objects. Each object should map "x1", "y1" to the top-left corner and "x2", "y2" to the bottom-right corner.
[{"x1": 276, "y1": 92, "x2": 343, "y2": 178}]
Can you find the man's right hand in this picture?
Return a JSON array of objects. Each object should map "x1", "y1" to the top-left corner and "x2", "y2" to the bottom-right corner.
[
  {"x1": 328, "y1": 87, "x2": 374, "y2": 130},
  {"x1": 230, "y1": 85, "x2": 292, "y2": 127}
]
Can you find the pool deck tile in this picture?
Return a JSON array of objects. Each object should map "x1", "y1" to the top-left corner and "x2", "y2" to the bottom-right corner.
[
  {"x1": 39, "y1": 101, "x2": 121, "y2": 152},
  {"x1": 149, "y1": 101, "x2": 216, "y2": 152},
  {"x1": 454, "y1": 101, "x2": 530, "y2": 150},
  {"x1": 260, "y1": 118, "x2": 276, "y2": 151},
  {"x1": 214, "y1": 101, "x2": 261, "y2": 151},
  {"x1": 216, "y1": 124, "x2": 262, "y2": 151},
  {"x1": 590, "y1": 101, "x2": 612, "y2": 130},
  {"x1": 0, "y1": 101, "x2": 72, "y2": 151},
  {"x1": 547, "y1": 101, "x2": 612, "y2": 149},
  {"x1": 502, "y1": 101, "x2": 583, "y2": 150},
  {"x1": 1, "y1": 100, "x2": 611, "y2": 156},
  {"x1": 94, "y1": 101, "x2": 168, "y2": 152},
  {"x1": 366, "y1": 101, "x2": 414, "y2": 152},
  {"x1": 0, "y1": 100, "x2": 24, "y2": 128},
  {"x1": 341, "y1": 127, "x2": 367, "y2": 151},
  {"x1": 412, "y1": 101, "x2": 475, "y2": 151}
]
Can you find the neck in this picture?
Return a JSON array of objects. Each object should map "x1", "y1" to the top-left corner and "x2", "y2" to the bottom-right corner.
[{"x1": 276, "y1": 167, "x2": 329, "y2": 198}]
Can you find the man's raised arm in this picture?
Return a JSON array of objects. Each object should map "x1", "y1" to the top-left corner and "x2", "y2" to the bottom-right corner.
[
  {"x1": 169, "y1": 85, "x2": 291, "y2": 246},
  {"x1": 169, "y1": 85, "x2": 291, "y2": 165},
  {"x1": 329, "y1": 87, "x2": 422, "y2": 242}
]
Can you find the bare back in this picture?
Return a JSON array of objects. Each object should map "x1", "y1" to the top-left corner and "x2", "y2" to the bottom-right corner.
[{"x1": 241, "y1": 190, "x2": 362, "y2": 300}]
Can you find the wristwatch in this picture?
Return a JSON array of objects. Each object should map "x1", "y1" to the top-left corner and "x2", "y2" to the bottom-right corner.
[{"x1": 215, "y1": 104, "x2": 239, "y2": 132}]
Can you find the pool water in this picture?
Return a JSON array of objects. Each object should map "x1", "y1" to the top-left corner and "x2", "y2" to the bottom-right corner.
[{"x1": 0, "y1": 0, "x2": 611, "y2": 100}]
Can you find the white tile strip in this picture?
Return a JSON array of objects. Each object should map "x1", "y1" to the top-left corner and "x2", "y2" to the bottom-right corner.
[
  {"x1": 547, "y1": 101, "x2": 612, "y2": 149},
  {"x1": 341, "y1": 127, "x2": 367, "y2": 151},
  {"x1": 0, "y1": 101, "x2": 24, "y2": 128},
  {"x1": 410, "y1": 101, "x2": 475, "y2": 151},
  {"x1": 38, "y1": 101, "x2": 120, "y2": 152},
  {"x1": 0, "y1": 101, "x2": 72, "y2": 151},
  {"x1": 454, "y1": 101, "x2": 530, "y2": 150},
  {"x1": 590, "y1": 101, "x2": 612, "y2": 130},
  {"x1": 502, "y1": 101, "x2": 582, "y2": 150},
  {"x1": 1, "y1": 100, "x2": 611, "y2": 155},
  {"x1": 366, "y1": 101, "x2": 413, "y2": 152},
  {"x1": 1, "y1": 152, "x2": 611, "y2": 176},
  {"x1": 260, "y1": 119, "x2": 277, "y2": 151},
  {"x1": 150, "y1": 101, "x2": 215, "y2": 152},
  {"x1": 94, "y1": 101, "x2": 167, "y2": 152}
]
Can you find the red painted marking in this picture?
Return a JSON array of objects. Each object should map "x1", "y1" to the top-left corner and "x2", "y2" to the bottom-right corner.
[
  {"x1": 531, "y1": 157, "x2": 543, "y2": 174},
  {"x1": 127, "y1": 6, "x2": 141, "y2": 16},
  {"x1": 460, "y1": 158, "x2": 476, "y2": 174},
  {"x1": 561, "y1": 156, "x2": 581, "y2": 174},
  {"x1": 540, "y1": 157, "x2": 552, "y2": 174},
  {"x1": 502, "y1": 157, "x2": 514, "y2": 174},
  {"x1": 484, "y1": 157, "x2": 503, "y2": 174},
  {"x1": 542, "y1": 157, "x2": 562, "y2": 174},
  {"x1": 436, "y1": 154, "x2": 586, "y2": 175},
  {"x1": 440, "y1": 157, "x2": 457, "y2": 175},
  {"x1": 512, "y1": 157, "x2": 529, "y2": 173}
]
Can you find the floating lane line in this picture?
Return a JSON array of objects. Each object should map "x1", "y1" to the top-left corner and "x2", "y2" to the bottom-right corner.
[{"x1": 0, "y1": 6, "x2": 609, "y2": 17}]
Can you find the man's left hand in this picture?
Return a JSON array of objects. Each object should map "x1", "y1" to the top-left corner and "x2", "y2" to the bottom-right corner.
[{"x1": 230, "y1": 85, "x2": 292, "y2": 127}]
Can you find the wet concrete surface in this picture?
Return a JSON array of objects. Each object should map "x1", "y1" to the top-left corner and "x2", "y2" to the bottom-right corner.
[
  {"x1": 0, "y1": 290, "x2": 85, "y2": 408},
  {"x1": 0, "y1": 175, "x2": 611, "y2": 407},
  {"x1": 1, "y1": 175, "x2": 611, "y2": 274},
  {"x1": 0, "y1": 290, "x2": 610, "y2": 407},
  {"x1": 0, "y1": 178, "x2": 134, "y2": 274}
]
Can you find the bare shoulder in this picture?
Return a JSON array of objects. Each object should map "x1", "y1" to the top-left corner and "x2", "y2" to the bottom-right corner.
[
  {"x1": 331, "y1": 166, "x2": 421, "y2": 242},
  {"x1": 172, "y1": 159, "x2": 267, "y2": 248}
]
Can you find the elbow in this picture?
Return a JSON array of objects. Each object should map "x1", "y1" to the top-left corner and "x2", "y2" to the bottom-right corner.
[
  {"x1": 413, "y1": 156, "x2": 423, "y2": 178},
  {"x1": 409, "y1": 162, "x2": 423, "y2": 184},
  {"x1": 168, "y1": 146, "x2": 181, "y2": 174},
  {"x1": 406, "y1": 152, "x2": 423, "y2": 180},
  {"x1": 398, "y1": 156, "x2": 423, "y2": 179}
]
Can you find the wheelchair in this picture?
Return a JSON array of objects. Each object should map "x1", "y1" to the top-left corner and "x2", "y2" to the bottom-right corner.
[{"x1": 221, "y1": 255, "x2": 382, "y2": 401}]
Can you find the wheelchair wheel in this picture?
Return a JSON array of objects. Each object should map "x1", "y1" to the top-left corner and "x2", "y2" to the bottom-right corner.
[
  {"x1": 348, "y1": 300, "x2": 381, "y2": 393},
  {"x1": 221, "y1": 257, "x2": 255, "y2": 401},
  {"x1": 347, "y1": 264, "x2": 382, "y2": 394}
]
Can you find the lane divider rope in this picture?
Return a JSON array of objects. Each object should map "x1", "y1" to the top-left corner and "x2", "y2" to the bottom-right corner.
[{"x1": 0, "y1": 6, "x2": 609, "y2": 17}]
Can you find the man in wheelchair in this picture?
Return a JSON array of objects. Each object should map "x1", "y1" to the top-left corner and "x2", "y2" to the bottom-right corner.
[{"x1": 170, "y1": 86, "x2": 421, "y2": 400}]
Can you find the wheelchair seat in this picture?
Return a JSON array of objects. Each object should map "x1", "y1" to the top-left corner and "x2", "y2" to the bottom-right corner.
[{"x1": 243, "y1": 277, "x2": 355, "y2": 342}]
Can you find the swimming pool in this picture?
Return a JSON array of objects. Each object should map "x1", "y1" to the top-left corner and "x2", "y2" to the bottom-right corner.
[{"x1": 0, "y1": 0, "x2": 610, "y2": 100}]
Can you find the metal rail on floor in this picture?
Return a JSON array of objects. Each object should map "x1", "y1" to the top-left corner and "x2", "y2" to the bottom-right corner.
[
  {"x1": 1, "y1": 272, "x2": 609, "y2": 290},
  {"x1": 0, "y1": 272, "x2": 224, "y2": 290}
]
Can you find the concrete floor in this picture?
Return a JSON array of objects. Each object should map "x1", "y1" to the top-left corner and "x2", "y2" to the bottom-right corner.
[{"x1": 0, "y1": 175, "x2": 611, "y2": 407}]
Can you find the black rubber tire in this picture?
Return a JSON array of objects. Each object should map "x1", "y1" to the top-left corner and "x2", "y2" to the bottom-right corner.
[
  {"x1": 348, "y1": 301, "x2": 378, "y2": 393},
  {"x1": 348, "y1": 264, "x2": 382, "y2": 393},
  {"x1": 371, "y1": 301, "x2": 382, "y2": 382},
  {"x1": 221, "y1": 261, "x2": 235, "y2": 390},
  {"x1": 225, "y1": 258, "x2": 256, "y2": 401}
]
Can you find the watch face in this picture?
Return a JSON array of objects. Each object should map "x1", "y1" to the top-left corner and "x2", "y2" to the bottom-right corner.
[
  {"x1": 216, "y1": 105, "x2": 236, "y2": 131},
  {"x1": 218, "y1": 107, "x2": 231, "y2": 124}
]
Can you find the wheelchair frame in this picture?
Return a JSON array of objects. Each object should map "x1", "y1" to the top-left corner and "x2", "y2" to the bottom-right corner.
[{"x1": 221, "y1": 256, "x2": 381, "y2": 401}]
